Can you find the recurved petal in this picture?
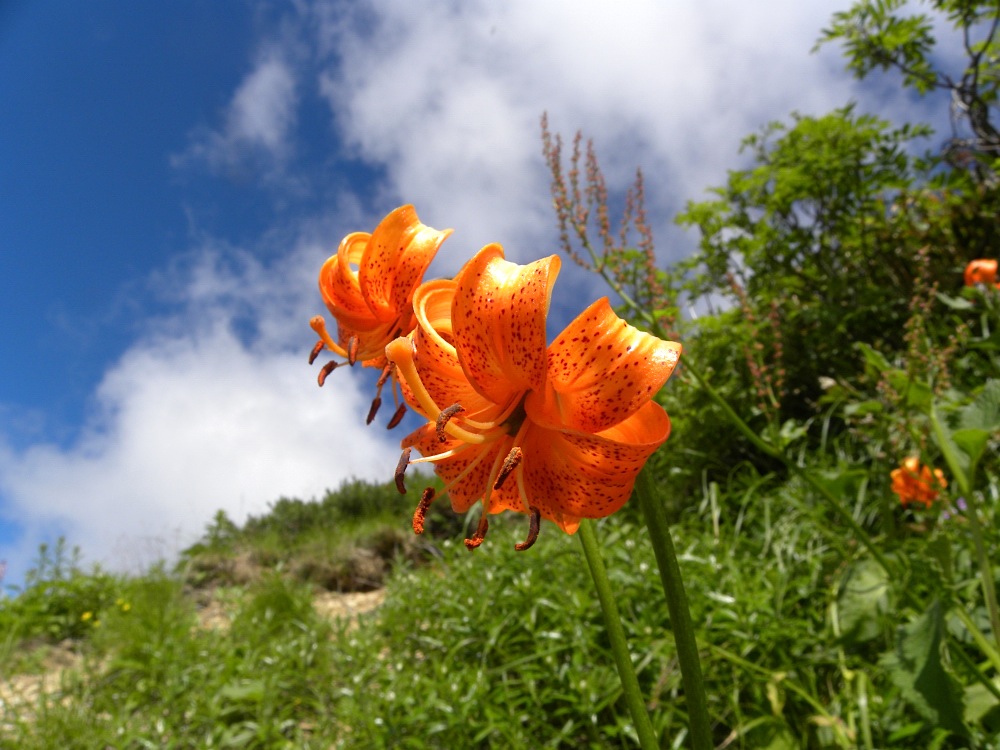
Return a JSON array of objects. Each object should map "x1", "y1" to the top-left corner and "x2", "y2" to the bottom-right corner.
[
  {"x1": 318, "y1": 233, "x2": 376, "y2": 331},
  {"x1": 452, "y1": 244, "x2": 560, "y2": 404},
  {"x1": 359, "y1": 205, "x2": 448, "y2": 323},
  {"x1": 390, "y1": 223, "x2": 453, "y2": 314},
  {"x1": 526, "y1": 297, "x2": 681, "y2": 434},
  {"x1": 408, "y1": 279, "x2": 493, "y2": 418},
  {"x1": 519, "y1": 401, "x2": 671, "y2": 531}
]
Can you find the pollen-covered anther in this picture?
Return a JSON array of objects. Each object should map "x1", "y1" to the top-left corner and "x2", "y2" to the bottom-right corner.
[
  {"x1": 366, "y1": 397, "x2": 382, "y2": 425},
  {"x1": 464, "y1": 514, "x2": 489, "y2": 551},
  {"x1": 387, "y1": 403, "x2": 407, "y2": 430},
  {"x1": 317, "y1": 361, "x2": 341, "y2": 387},
  {"x1": 308, "y1": 340, "x2": 325, "y2": 365},
  {"x1": 514, "y1": 507, "x2": 541, "y2": 552},
  {"x1": 436, "y1": 403, "x2": 465, "y2": 443},
  {"x1": 493, "y1": 447, "x2": 523, "y2": 490},
  {"x1": 347, "y1": 335, "x2": 360, "y2": 365},
  {"x1": 394, "y1": 448, "x2": 412, "y2": 494},
  {"x1": 367, "y1": 363, "x2": 400, "y2": 427},
  {"x1": 412, "y1": 487, "x2": 435, "y2": 535}
]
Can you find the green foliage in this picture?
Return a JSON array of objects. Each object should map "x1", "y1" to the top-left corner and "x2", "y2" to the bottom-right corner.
[
  {"x1": 177, "y1": 476, "x2": 456, "y2": 591},
  {"x1": 0, "y1": 538, "x2": 123, "y2": 648},
  {"x1": 881, "y1": 600, "x2": 968, "y2": 737},
  {"x1": 818, "y1": 0, "x2": 1000, "y2": 172}
]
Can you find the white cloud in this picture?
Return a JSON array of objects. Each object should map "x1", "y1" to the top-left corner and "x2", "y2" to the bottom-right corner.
[
  {"x1": 310, "y1": 0, "x2": 923, "y2": 272},
  {"x1": 0, "y1": 238, "x2": 403, "y2": 582},
  {"x1": 173, "y1": 50, "x2": 298, "y2": 177}
]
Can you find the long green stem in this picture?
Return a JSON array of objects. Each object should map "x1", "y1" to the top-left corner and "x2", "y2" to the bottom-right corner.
[
  {"x1": 577, "y1": 519, "x2": 659, "y2": 750},
  {"x1": 635, "y1": 467, "x2": 714, "y2": 750},
  {"x1": 930, "y1": 405, "x2": 1000, "y2": 656}
]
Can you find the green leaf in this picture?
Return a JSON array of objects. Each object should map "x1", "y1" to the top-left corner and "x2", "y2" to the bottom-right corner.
[
  {"x1": 836, "y1": 559, "x2": 889, "y2": 644},
  {"x1": 881, "y1": 600, "x2": 968, "y2": 738},
  {"x1": 958, "y1": 380, "x2": 1000, "y2": 433},
  {"x1": 844, "y1": 399, "x2": 883, "y2": 417},
  {"x1": 951, "y1": 428, "x2": 991, "y2": 475},
  {"x1": 936, "y1": 291, "x2": 975, "y2": 310}
]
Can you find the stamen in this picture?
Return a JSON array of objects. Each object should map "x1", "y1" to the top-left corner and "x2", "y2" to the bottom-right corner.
[
  {"x1": 385, "y1": 337, "x2": 491, "y2": 445},
  {"x1": 412, "y1": 488, "x2": 435, "y2": 535},
  {"x1": 514, "y1": 507, "x2": 541, "y2": 551},
  {"x1": 436, "y1": 404, "x2": 465, "y2": 442},
  {"x1": 464, "y1": 513, "x2": 489, "y2": 551},
  {"x1": 317, "y1": 361, "x2": 340, "y2": 387},
  {"x1": 308, "y1": 340, "x2": 325, "y2": 365},
  {"x1": 394, "y1": 448, "x2": 412, "y2": 494},
  {"x1": 347, "y1": 335, "x2": 360, "y2": 365},
  {"x1": 370, "y1": 363, "x2": 401, "y2": 427},
  {"x1": 493, "y1": 447, "x2": 523, "y2": 490},
  {"x1": 375, "y1": 362, "x2": 394, "y2": 390},
  {"x1": 366, "y1": 397, "x2": 382, "y2": 425},
  {"x1": 387, "y1": 403, "x2": 407, "y2": 429}
]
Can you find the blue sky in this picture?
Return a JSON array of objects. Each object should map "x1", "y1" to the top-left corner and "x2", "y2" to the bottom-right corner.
[{"x1": 0, "y1": 0, "x2": 946, "y2": 590}]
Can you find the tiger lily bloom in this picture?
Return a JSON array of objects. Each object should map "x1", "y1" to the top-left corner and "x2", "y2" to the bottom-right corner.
[
  {"x1": 386, "y1": 244, "x2": 681, "y2": 549},
  {"x1": 891, "y1": 456, "x2": 947, "y2": 508},
  {"x1": 964, "y1": 259, "x2": 999, "y2": 288},
  {"x1": 309, "y1": 205, "x2": 452, "y2": 426}
]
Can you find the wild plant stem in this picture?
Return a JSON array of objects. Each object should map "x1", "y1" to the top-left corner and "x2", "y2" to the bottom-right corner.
[
  {"x1": 930, "y1": 404, "x2": 1000, "y2": 657},
  {"x1": 635, "y1": 466, "x2": 714, "y2": 750},
  {"x1": 577, "y1": 519, "x2": 659, "y2": 750}
]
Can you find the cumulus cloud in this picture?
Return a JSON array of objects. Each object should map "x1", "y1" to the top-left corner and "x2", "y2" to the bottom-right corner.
[
  {"x1": 310, "y1": 0, "x2": 924, "y2": 271},
  {"x1": 0, "y1": 237, "x2": 401, "y2": 583},
  {"x1": 173, "y1": 50, "x2": 298, "y2": 177}
]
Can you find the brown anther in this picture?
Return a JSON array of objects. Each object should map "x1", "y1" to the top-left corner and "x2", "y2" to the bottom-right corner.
[
  {"x1": 464, "y1": 513, "x2": 489, "y2": 551},
  {"x1": 514, "y1": 507, "x2": 541, "y2": 552},
  {"x1": 436, "y1": 403, "x2": 465, "y2": 442},
  {"x1": 387, "y1": 403, "x2": 407, "y2": 429},
  {"x1": 493, "y1": 447, "x2": 523, "y2": 490},
  {"x1": 394, "y1": 448, "x2": 412, "y2": 494},
  {"x1": 412, "y1": 488, "x2": 435, "y2": 535},
  {"x1": 366, "y1": 397, "x2": 382, "y2": 425},
  {"x1": 347, "y1": 335, "x2": 360, "y2": 365},
  {"x1": 317, "y1": 361, "x2": 340, "y2": 387},
  {"x1": 308, "y1": 340, "x2": 325, "y2": 365}
]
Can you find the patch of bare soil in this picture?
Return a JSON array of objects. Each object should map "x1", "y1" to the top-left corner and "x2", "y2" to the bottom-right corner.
[
  {"x1": 1, "y1": 587, "x2": 387, "y2": 731},
  {"x1": 0, "y1": 640, "x2": 81, "y2": 730}
]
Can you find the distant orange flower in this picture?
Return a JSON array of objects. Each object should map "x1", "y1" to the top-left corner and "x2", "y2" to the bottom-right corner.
[
  {"x1": 309, "y1": 205, "x2": 452, "y2": 425},
  {"x1": 891, "y1": 457, "x2": 947, "y2": 508},
  {"x1": 387, "y1": 244, "x2": 681, "y2": 548},
  {"x1": 964, "y1": 259, "x2": 999, "y2": 288}
]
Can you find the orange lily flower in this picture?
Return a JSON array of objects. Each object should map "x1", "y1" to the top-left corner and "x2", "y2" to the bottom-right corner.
[
  {"x1": 891, "y1": 456, "x2": 947, "y2": 508},
  {"x1": 309, "y1": 205, "x2": 452, "y2": 426},
  {"x1": 386, "y1": 244, "x2": 681, "y2": 549},
  {"x1": 964, "y1": 259, "x2": 999, "y2": 288}
]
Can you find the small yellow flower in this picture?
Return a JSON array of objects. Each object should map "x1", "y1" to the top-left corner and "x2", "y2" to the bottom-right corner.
[{"x1": 80, "y1": 611, "x2": 93, "y2": 622}]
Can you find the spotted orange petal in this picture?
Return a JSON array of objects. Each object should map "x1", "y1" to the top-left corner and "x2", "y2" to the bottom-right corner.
[
  {"x1": 358, "y1": 205, "x2": 451, "y2": 323},
  {"x1": 452, "y1": 244, "x2": 560, "y2": 405},
  {"x1": 527, "y1": 297, "x2": 682, "y2": 434},
  {"x1": 519, "y1": 401, "x2": 671, "y2": 532}
]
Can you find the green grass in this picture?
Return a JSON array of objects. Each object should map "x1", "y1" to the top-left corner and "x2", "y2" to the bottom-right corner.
[{"x1": 3, "y1": 465, "x2": 997, "y2": 748}]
